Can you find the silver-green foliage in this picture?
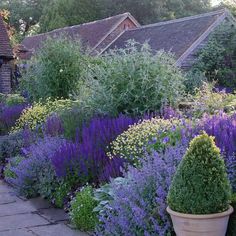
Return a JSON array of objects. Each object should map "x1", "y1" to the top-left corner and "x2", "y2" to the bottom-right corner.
[{"x1": 83, "y1": 41, "x2": 186, "y2": 116}]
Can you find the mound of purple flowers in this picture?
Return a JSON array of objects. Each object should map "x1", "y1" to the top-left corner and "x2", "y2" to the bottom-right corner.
[
  {"x1": 96, "y1": 143, "x2": 187, "y2": 236},
  {"x1": 8, "y1": 136, "x2": 66, "y2": 198}
]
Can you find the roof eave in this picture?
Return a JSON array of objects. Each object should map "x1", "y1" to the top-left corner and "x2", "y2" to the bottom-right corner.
[{"x1": 92, "y1": 13, "x2": 140, "y2": 53}]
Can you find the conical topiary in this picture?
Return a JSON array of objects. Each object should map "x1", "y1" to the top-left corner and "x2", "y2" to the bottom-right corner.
[{"x1": 167, "y1": 132, "x2": 231, "y2": 214}]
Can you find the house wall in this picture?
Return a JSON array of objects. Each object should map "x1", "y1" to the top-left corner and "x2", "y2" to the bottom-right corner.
[
  {"x1": 95, "y1": 18, "x2": 137, "y2": 53},
  {"x1": 0, "y1": 60, "x2": 12, "y2": 94}
]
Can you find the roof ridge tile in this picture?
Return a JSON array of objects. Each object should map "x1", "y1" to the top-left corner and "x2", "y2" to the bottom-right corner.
[
  {"x1": 25, "y1": 12, "x2": 130, "y2": 40},
  {"x1": 127, "y1": 8, "x2": 227, "y2": 32}
]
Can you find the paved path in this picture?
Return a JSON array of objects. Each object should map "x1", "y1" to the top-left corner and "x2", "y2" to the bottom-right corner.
[{"x1": 0, "y1": 180, "x2": 88, "y2": 236}]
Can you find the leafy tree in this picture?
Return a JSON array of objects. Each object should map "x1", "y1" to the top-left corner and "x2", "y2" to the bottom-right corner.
[
  {"x1": 100, "y1": 0, "x2": 211, "y2": 24},
  {"x1": 0, "y1": 0, "x2": 212, "y2": 34},
  {"x1": 39, "y1": 0, "x2": 211, "y2": 33},
  {"x1": 39, "y1": 0, "x2": 102, "y2": 33},
  {"x1": 222, "y1": 0, "x2": 236, "y2": 16},
  {"x1": 0, "y1": 9, "x2": 19, "y2": 45},
  {"x1": 0, "y1": 0, "x2": 47, "y2": 35}
]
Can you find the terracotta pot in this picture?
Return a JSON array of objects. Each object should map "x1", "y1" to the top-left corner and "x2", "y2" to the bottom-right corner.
[{"x1": 167, "y1": 205, "x2": 234, "y2": 236}]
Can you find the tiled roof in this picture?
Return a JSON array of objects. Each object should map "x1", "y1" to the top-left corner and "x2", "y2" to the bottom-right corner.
[
  {"x1": 107, "y1": 9, "x2": 228, "y2": 59},
  {"x1": 0, "y1": 15, "x2": 13, "y2": 58},
  {"x1": 21, "y1": 12, "x2": 139, "y2": 58}
]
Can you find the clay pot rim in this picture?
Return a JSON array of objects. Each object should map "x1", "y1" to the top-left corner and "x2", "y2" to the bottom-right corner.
[{"x1": 167, "y1": 205, "x2": 234, "y2": 219}]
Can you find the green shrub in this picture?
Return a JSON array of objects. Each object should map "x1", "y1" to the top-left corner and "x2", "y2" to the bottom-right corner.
[
  {"x1": 93, "y1": 177, "x2": 127, "y2": 216},
  {"x1": 12, "y1": 98, "x2": 78, "y2": 132},
  {"x1": 167, "y1": 132, "x2": 232, "y2": 214},
  {"x1": 5, "y1": 94, "x2": 25, "y2": 106},
  {"x1": 83, "y1": 41, "x2": 186, "y2": 116},
  {"x1": 20, "y1": 36, "x2": 88, "y2": 101},
  {"x1": 53, "y1": 182, "x2": 71, "y2": 208},
  {"x1": 70, "y1": 186, "x2": 98, "y2": 231},
  {"x1": 227, "y1": 193, "x2": 236, "y2": 236}
]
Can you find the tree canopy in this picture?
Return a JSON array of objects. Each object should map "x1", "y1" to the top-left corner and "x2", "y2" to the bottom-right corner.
[{"x1": 0, "y1": 0, "x2": 212, "y2": 36}]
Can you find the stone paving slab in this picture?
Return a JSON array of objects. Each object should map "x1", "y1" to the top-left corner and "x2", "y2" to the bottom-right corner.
[
  {"x1": 30, "y1": 224, "x2": 88, "y2": 236},
  {"x1": 0, "y1": 192, "x2": 20, "y2": 205},
  {"x1": 0, "y1": 201, "x2": 36, "y2": 217},
  {"x1": 0, "y1": 213, "x2": 50, "y2": 232},
  {"x1": 26, "y1": 197, "x2": 52, "y2": 210},
  {"x1": 1, "y1": 229, "x2": 35, "y2": 236},
  {"x1": 38, "y1": 208, "x2": 70, "y2": 223},
  {"x1": 0, "y1": 182, "x2": 13, "y2": 193},
  {"x1": 0, "y1": 181, "x2": 89, "y2": 235}
]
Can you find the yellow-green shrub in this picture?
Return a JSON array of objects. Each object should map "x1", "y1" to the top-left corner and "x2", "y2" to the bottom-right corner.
[
  {"x1": 108, "y1": 118, "x2": 181, "y2": 165},
  {"x1": 12, "y1": 98, "x2": 79, "y2": 132}
]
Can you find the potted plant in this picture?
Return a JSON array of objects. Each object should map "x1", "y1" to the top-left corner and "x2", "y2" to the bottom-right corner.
[{"x1": 167, "y1": 132, "x2": 233, "y2": 236}]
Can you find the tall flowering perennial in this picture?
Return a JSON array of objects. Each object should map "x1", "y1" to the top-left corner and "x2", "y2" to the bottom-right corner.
[
  {"x1": 199, "y1": 112, "x2": 236, "y2": 157},
  {"x1": 51, "y1": 115, "x2": 136, "y2": 185},
  {"x1": 108, "y1": 117, "x2": 190, "y2": 165},
  {"x1": 43, "y1": 113, "x2": 64, "y2": 137},
  {"x1": 196, "y1": 112, "x2": 236, "y2": 192},
  {"x1": 96, "y1": 143, "x2": 187, "y2": 236}
]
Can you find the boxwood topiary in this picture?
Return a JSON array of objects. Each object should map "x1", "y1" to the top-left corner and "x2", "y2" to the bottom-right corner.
[{"x1": 167, "y1": 132, "x2": 231, "y2": 214}]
